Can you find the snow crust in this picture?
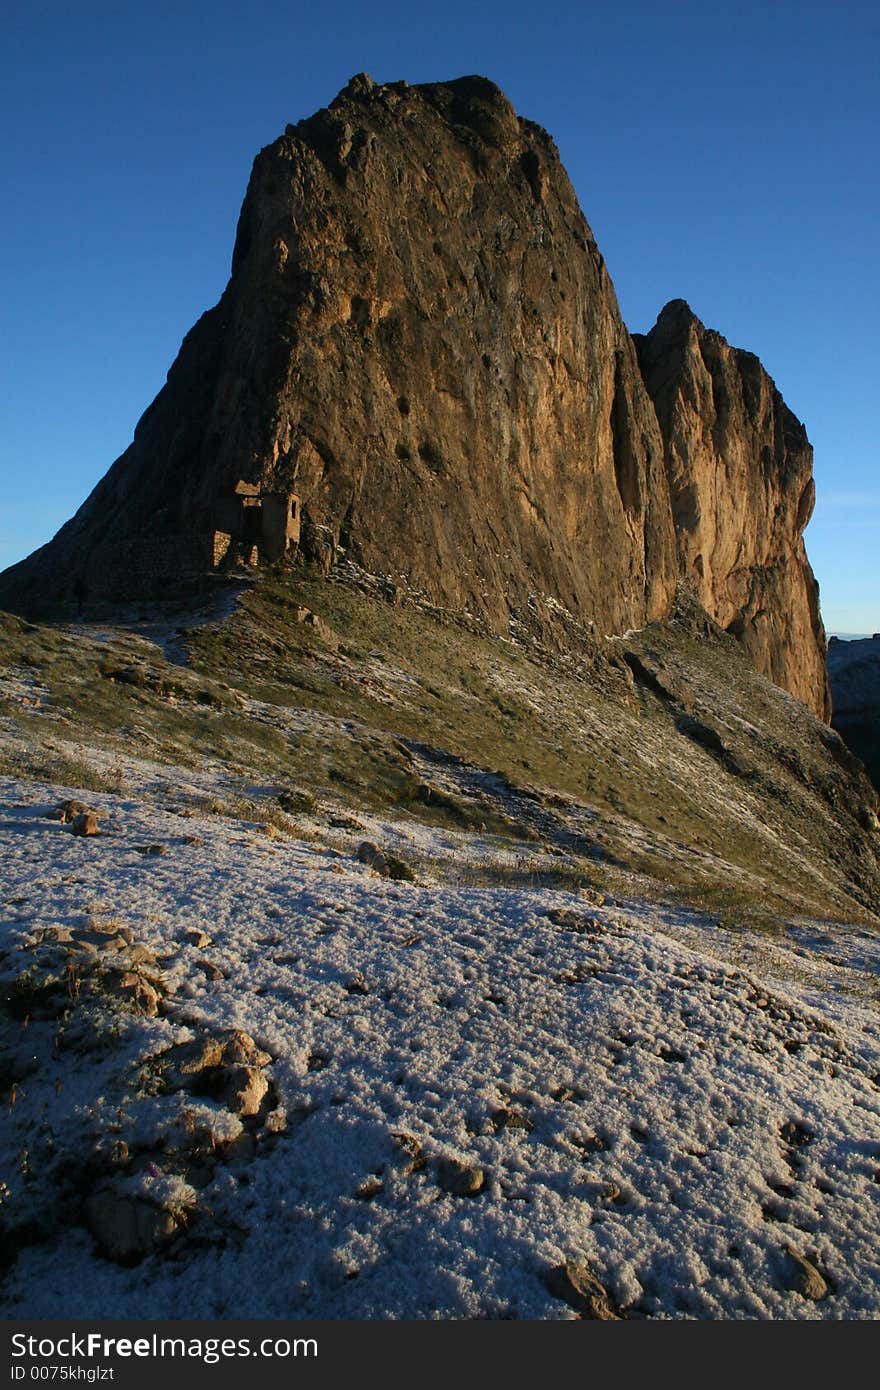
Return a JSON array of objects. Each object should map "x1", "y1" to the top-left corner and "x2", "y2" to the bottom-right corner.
[{"x1": 1, "y1": 776, "x2": 879, "y2": 1319}]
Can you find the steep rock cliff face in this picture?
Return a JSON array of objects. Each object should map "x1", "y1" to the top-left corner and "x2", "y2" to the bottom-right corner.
[
  {"x1": 0, "y1": 74, "x2": 676, "y2": 640},
  {"x1": 0, "y1": 75, "x2": 829, "y2": 717},
  {"x1": 634, "y1": 300, "x2": 830, "y2": 719}
]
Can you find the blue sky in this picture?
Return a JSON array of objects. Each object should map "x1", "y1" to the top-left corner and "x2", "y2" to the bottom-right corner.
[{"x1": 2, "y1": 0, "x2": 878, "y2": 632}]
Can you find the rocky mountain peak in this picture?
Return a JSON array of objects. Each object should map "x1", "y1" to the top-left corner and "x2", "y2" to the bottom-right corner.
[
  {"x1": 634, "y1": 301, "x2": 828, "y2": 717},
  {"x1": 0, "y1": 75, "x2": 829, "y2": 718}
]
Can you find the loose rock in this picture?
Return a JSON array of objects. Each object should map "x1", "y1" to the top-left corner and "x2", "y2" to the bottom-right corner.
[
  {"x1": 356, "y1": 841, "x2": 415, "y2": 881},
  {"x1": 222, "y1": 1065, "x2": 268, "y2": 1117},
  {"x1": 70, "y1": 812, "x2": 100, "y2": 837},
  {"x1": 162, "y1": 1037, "x2": 225, "y2": 1084},
  {"x1": 784, "y1": 1246, "x2": 828, "y2": 1301},
  {"x1": 355, "y1": 1176, "x2": 384, "y2": 1201},
  {"x1": 490, "y1": 1107, "x2": 533, "y2": 1133},
  {"x1": 218, "y1": 1029, "x2": 272, "y2": 1067},
  {"x1": 196, "y1": 959, "x2": 225, "y2": 981},
  {"x1": 106, "y1": 970, "x2": 162, "y2": 1016},
  {"x1": 543, "y1": 1260, "x2": 621, "y2": 1319},
  {"x1": 389, "y1": 1132, "x2": 425, "y2": 1175},
  {"x1": 84, "y1": 1190, "x2": 179, "y2": 1263},
  {"x1": 48, "y1": 799, "x2": 90, "y2": 823},
  {"x1": 435, "y1": 1157, "x2": 485, "y2": 1197}
]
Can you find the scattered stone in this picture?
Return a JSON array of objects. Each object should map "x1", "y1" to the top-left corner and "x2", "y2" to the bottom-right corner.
[
  {"x1": 543, "y1": 1260, "x2": 621, "y2": 1319},
  {"x1": 196, "y1": 959, "x2": 225, "y2": 982},
  {"x1": 783, "y1": 1246, "x2": 828, "y2": 1301},
  {"x1": 292, "y1": 606, "x2": 340, "y2": 649},
  {"x1": 72, "y1": 931, "x2": 124, "y2": 955},
  {"x1": 218, "y1": 1029, "x2": 272, "y2": 1067},
  {"x1": 126, "y1": 944, "x2": 159, "y2": 968},
  {"x1": 84, "y1": 1190, "x2": 180, "y2": 1263},
  {"x1": 577, "y1": 887, "x2": 606, "y2": 906},
  {"x1": 545, "y1": 907, "x2": 606, "y2": 934},
  {"x1": 356, "y1": 841, "x2": 415, "y2": 882},
  {"x1": 48, "y1": 800, "x2": 90, "y2": 823},
  {"x1": 544, "y1": 907, "x2": 577, "y2": 926},
  {"x1": 357, "y1": 841, "x2": 387, "y2": 872},
  {"x1": 277, "y1": 788, "x2": 318, "y2": 815},
  {"x1": 183, "y1": 835, "x2": 204, "y2": 847},
  {"x1": 355, "y1": 1176, "x2": 384, "y2": 1201},
  {"x1": 780, "y1": 1120, "x2": 812, "y2": 1148},
  {"x1": 490, "y1": 1107, "x2": 533, "y2": 1134},
  {"x1": 186, "y1": 929, "x2": 212, "y2": 949},
  {"x1": 156, "y1": 1030, "x2": 272, "y2": 1118},
  {"x1": 222, "y1": 1065, "x2": 268, "y2": 1117},
  {"x1": 109, "y1": 971, "x2": 162, "y2": 1016},
  {"x1": 384, "y1": 853, "x2": 416, "y2": 882},
  {"x1": 389, "y1": 1132, "x2": 425, "y2": 1175},
  {"x1": 31, "y1": 924, "x2": 75, "y2": 945},
  {"x1": 264, "y1": 1107, "x2": 287, "y2": 1135},
  {"x1": 136, "y1": 843, "x2": 168, "y2": 856},
  {"x1": 162, "y1": 1036, "x2": 225, "y2": 1083},
  {"x1": 435, "y1": 1156, "x2": 486, "y2": 1197},
  {"x1": 577, "y1": 1174, "x2": 622, "y2": 1204},
  {"x1": 78, "y1": 919, "x2": 135, "y2": 948},
  {"x1": 570, "y1": 1132, "x2": 607, "y2": 1154},
  {"x1": 70, "y1": 812, "x2": 100, "y2": 837}
]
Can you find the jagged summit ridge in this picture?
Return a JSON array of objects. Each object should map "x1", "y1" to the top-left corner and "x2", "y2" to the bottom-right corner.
[
  {"x1": 634, "y1": 299, "x2": 828, "y2": 717},
  {"x1": 0, "y1": 73, "x2": 827, "y2": 716}
]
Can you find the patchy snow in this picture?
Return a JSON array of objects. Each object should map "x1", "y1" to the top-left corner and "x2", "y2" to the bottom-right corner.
[{"x1": 1, "y1": 772, "x2": 879, "y2": 1320}]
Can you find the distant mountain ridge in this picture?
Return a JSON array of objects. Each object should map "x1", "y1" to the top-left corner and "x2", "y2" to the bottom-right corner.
[
  {"x1": 827, "y1": 634, "x2": 880, "y2": 790},
  {"x1": 0, "y1": 73, "x2": 829, "y2": 717}
]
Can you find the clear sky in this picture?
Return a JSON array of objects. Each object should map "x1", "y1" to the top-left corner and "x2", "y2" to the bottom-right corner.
[{"x1": 2, "y1": 0, "x2": 878, "y2": 633}]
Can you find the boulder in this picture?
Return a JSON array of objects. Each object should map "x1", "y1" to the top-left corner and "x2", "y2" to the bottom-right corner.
[
  {"x1": 543, "y1": 1260, "x2": 621, "y2": 1319},
  {"x1": 48, "y1": 799, "x2": 90, "y2": 823},
  {"x1": 70, "y1": 812, "x2": 100, "y2": 837},
  {"x1": 783, "y1": 1245, "x2": 828, "y2": 1301},
  {"x1": 222, "y1": 1065, "x2": 268, "y2": 1117},
  {"x1": 435, "y1": 1156, "x2": 486, "y2": 1196},
  {"x1": 83, "y1": 1190, "x2": 179, "y2": 1263}
]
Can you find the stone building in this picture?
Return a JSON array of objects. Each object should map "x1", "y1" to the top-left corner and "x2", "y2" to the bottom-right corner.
[{"x1": 213, "y1": 482, "x2": 301, "y2": 567}]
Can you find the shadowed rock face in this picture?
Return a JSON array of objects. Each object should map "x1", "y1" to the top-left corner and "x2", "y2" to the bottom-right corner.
[
  {"x1": 827, "y1": 635, "x2": 880, "y2": 789},
  {"x1": 634, "y1": 300, "x2": 830, "y2": 719},
  {"x1": 0, "y1": 74, "x2": 828, "y2": 717}
]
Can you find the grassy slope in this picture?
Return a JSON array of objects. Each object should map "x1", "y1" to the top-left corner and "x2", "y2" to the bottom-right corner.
[{"x1": 1, "y1": 564, "x2": 878, "y2": 927}]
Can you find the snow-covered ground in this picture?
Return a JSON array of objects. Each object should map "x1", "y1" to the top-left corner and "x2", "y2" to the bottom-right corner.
[{"x1": 2, "y1": 773, "x2": 879, "y2": 1320}]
